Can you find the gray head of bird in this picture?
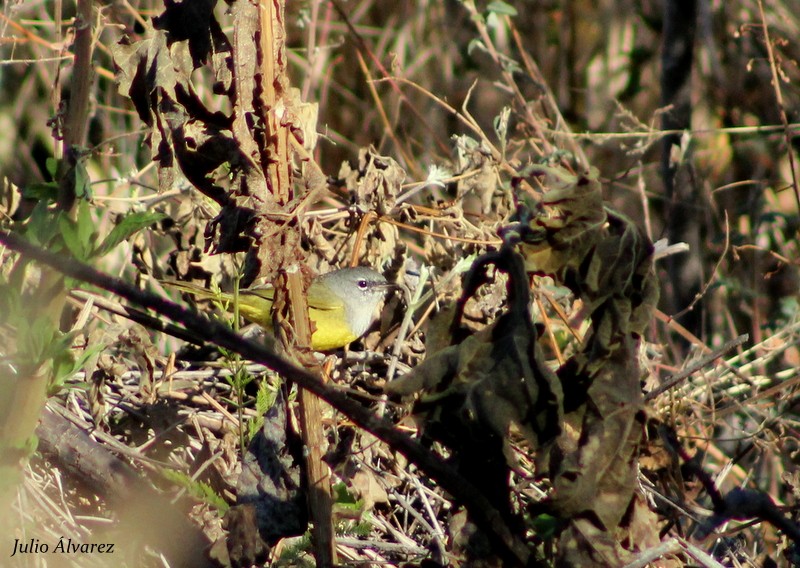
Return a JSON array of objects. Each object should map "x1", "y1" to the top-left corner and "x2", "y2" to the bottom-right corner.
[{"x1": 316, "y1": 266, "x2": 395, "y2": 338}]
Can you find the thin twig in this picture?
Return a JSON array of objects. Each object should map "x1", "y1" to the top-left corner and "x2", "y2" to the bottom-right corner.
[
  {"x1": 756, "y1": 0, "x2": 800, "y2": 212},
  {"x1": 669, "y1": 212, "x2": 729, "y2": 321},
  {"x1": 645, "y1": 334, "x2": 749, "y2": 401}
]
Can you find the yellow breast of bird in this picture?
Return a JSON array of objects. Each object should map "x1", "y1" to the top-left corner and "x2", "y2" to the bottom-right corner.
[
  {"x1": 306, "y1": 305, "x2": 357, "y2": 351},
  {"x1": 241, "y1": 283, "x2": 354, "y2": 350}
]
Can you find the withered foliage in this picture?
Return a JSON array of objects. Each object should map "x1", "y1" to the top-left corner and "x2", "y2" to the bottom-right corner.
[{"x1": 388, "y1": 167, "x2": 661, "y2": 565}]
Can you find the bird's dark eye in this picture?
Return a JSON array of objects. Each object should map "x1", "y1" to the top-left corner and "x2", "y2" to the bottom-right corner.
[{"x1": 357, "y1": 279, "x2": 368, "y2": 290}]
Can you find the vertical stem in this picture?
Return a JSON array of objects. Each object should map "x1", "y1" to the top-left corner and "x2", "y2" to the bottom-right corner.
[
  {"x1": 256, "y1": 1, "x2": 336, "y2": 565},
  {"x1": 62, "y1": 0, "x2": 93, "y2": 150},
  {"x1": 58, "y1": 0, "x2": 94, "y2": 211},
  {"x1": 2, "y1": 0, "x2": 95, "y2": 520}
]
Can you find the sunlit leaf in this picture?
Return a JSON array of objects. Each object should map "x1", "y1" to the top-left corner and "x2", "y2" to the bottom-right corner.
[
  {"x1": 95, "y1": 211, "x2": 167, "y2": 257},
  {"x1": 487, "y1": 1, "x2": 517, "y2": 16}
]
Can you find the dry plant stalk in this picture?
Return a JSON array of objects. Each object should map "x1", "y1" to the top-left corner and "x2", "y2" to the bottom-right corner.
[
  {"x1": 248, "y1": 1, "x2": 335, "y2": 565},
  {"x1": 112, "y1": 0, "x2": 336, "y2": 563}
]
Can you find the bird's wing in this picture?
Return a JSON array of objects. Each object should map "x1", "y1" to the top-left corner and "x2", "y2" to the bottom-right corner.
[
  {"x1": 246, "y1": 283, "x2": 344, "y2": 310},
  {"x1": 162, "y1": 280, "x2": 219, "y2": 300},
  {"x1": 241, "y1": 285, "x2": 276, "y2": 302},
  {"x1": 306, "y1": 280, "x2": 346, "y2": 311}
]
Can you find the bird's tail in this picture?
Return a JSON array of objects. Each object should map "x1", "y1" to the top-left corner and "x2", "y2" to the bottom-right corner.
[
  {"x1": 163, "y1": 280, "x2": 273, "y2": 327},
  {"x1": 162, "y1": 280, "x2": 231, "y2": 302}
]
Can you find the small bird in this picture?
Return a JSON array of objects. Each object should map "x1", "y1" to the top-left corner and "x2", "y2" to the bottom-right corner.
[{"x1": 165, "y1": 267, "x2": 393, "y2": 351}]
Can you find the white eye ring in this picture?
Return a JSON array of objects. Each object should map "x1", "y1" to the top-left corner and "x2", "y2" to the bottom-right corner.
[{"x1": 357, "y1": 279, "x2": 369, "y2": 290}]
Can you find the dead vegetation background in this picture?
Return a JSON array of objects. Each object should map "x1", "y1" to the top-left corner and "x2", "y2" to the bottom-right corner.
[{"x1": 3, "y1": 0, "x2": 800, "y2": 566}]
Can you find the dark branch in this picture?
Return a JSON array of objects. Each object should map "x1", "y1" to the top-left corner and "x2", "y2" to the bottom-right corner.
[{"x1": 0, "y1": 230, "x2": 535, "y2": 567}]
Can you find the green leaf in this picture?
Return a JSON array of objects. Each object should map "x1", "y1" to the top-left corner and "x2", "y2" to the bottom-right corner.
[
  {"x1": 487, "y1": 1, "x2": 517, "y2": 16},
  {"x1": 58, "y1": 214, "x2": 88, "y2": 260},
  {"x1": 94, "y1": 211, "x2": 167, "y2": 257},
  {"x1": 22, "y1": 182, "x2": 58, "y2": 201},
  {"x1": 25, "y1": 202, "x2": 62, "y2": 246},
  {"x1": 20, "y1": 315, "x2": 57, "y2": 365},
  {"x1": 531, "y1": 513, "x2": 559, "y2": 539},
  {"x1": 50, "y1": 350, "x2": 78, "y2": 393},
  {"x1": 501, "y1": 55, "x2": 522, "y2": 75},
  {"x1": 161, "y1": 469, "x2": 230, "y2": 513},
  {"x1": 76, "y1": 200, "x2": 95, "y2": 253},
  {"x1": 49, "y1": 331, "x2": 100, "y2": 391},
  {"x1": 332, "y1": 482, "x2": 363, "y2": 512},
  {"x1": 71, "y1": 159, "x2": 91, "y2": 199},
  {"x1": 247, "y1": 380, "x2": 278, "y2": 440},
  {"x1": 333, "y1": 482, "x2": 357, "y2": 504},
  {"x1": 45, "y1": 157, "x2": 59, "y2": 180},
  {"x1": 467, "y1": 38, "x2": 485, "y2": 56},
  {"x1": 44, "y1": 329, "x2": 79, "y2": 359}
]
